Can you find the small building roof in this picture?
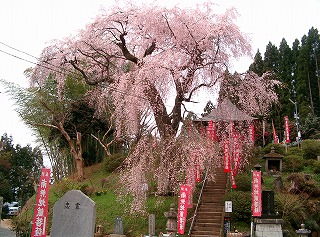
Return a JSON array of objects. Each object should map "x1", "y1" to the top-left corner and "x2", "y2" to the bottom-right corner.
[
  {"x1": 263, "y1": 147, "x2": 284, "y2": 159},
  {"x1": 194, "y1": 99, "x2": 256, "y2": 122}
]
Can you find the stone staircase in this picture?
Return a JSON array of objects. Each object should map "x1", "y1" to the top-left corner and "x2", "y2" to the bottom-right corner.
[{"x1": 190, "y1": 170, "x2": 227, "y2": 237}]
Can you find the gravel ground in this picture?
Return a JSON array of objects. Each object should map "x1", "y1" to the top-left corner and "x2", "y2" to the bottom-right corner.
[{"x1": 0, "y1": 219, "x2": 16, "y2": 237}]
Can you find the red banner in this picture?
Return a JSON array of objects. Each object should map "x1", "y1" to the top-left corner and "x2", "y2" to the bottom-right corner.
[
  {"x1": 272, "y1": 120, "x2": 279, "y2": 144},
  {"x1": 206, "y1": 121, "x2": 217, "y2": 141},
  {"x1": 233, "y1": 132, "x2": 241, "y2": 175},
  {"x1": 223, "y1": 140, "x2": 231, "y2": 173},
  {"x1": 230, "y1": 171, "x2": 237, "y2": 189},
  {"x1": 284, "y1": 116, "x2": 290, "y2": 143},
  {"x1": 177, "y1": 185, "x2": 190, "y2": 234},
  {"x1": 185, "y1": 163, "x2": 195, "y2": 209},
  {"x1": 248, "y1": 123, "x2": 255, "y2": 145},
  {"x1": 251, "y1": 170, "x2": 262, "y2": 217},
  {"x1": 31, "y1": 168, "x2": 51, "y2": 237}
]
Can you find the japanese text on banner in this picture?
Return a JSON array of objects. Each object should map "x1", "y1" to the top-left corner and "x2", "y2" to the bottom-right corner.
[
  {"x1": 31, "y1": 168, "x2": 51, "y2": 237},
  {"x1": 251, "y1": 170, "x2": 262, "y2": 217},
  {"x1": 177, "y1": 185, "x2": 190, "y2": 234}
]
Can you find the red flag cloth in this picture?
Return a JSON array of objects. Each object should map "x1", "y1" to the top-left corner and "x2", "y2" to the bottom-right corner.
[
  {"x1": 230, "y1": 171, "x2": 237, "y2": 189},
  {"x1": 177, "y1": 185, "x2": 190, "y2": 234},
  {"x1": 248, "y1": 123, "x2": 255, "y2": 145},
  {"x1": 206, "y1": 121, "x2": 218, "y2": 141},
  {"x1": 251, "y1": 170, "x2": 262, "y2": 217},
  {"x1": 233, "y1": 132, "x2": 242, "y2": 175},
  {"x1": 272, "y1": 120, "x2": 279, "y2": 144},
  {"x1": 284, "y1": 116, "x2": 290, "y2": 143},
  {"x1": 31, "y1": 168, "x2": 51, "y2": 237},
  {"x1": 223, "y1": 140, "x2": 231, "y2": 173}
]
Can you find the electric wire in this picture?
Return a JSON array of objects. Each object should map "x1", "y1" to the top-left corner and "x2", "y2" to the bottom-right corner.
[{"x1": 0, "y1": 41, "x2": 203, "y2": 116}]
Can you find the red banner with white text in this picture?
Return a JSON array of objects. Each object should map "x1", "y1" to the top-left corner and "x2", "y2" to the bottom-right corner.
[
  {"x1": 31, "y1": 168, "x2": 51, "y2": 237},
  {"x1": 284, "y1": 116, "x2": 290, "y2": 143},
  {"x1": 233, "y1": 132, "x2": 242, "y2": 175},
  {"x1": 248, "y1": 123, "x2": 255, "y2": 146},
  {"x1": 207, "y1": 121, "x2": 218, "y2": 141},
  {"x1": 272, "y1": 120, "x2": 279, "y2": 144},
  {"x1": 230, "y1": 171, "x2": 237, "y2": 189},
  {"x1": 251, "y1": 170, "x2": 262, "y2": 217},
  {"x1": 223, "y1": 139, "x2": 231, "y2": 173},
  {"x1": 177, "y1": 185, "x2": 190, "y2": 234}
]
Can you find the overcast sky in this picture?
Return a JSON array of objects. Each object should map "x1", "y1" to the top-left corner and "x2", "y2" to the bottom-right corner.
[{"x1": 0, "y1": 0, "x2": 319, "y2": 147}]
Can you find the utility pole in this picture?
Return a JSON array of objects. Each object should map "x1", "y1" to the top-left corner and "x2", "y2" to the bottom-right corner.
[
  {"x1": 313, "y1": 45, "x2": 320, "y2": 110},
  {"x1": 290, "y1": 74, "x2": 301, "y2": 143}
]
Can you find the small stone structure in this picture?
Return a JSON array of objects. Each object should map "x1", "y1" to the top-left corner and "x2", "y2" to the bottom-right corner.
[
  {"x1": 263, "y1": 147, "x2": 284, "y2": 173},
  {"x1": 164, "y1": 203, "x2": 177, "y2": 234},
  {"x1": 295, "y1": 224, "x2": 311, "y2": 236},
  {"x1": 254, "y1": 218, "x2": 283, "y2": 237},
  {"x1": 148, "y1": 214, "x2": 155, "y2": 237},
  {"x1": 50, "y1": 190, "x2": 96, "y2": 237},
  {"x1": 0, "y1": 196, "x2": 3, "y2": 225},
  {"x1": 109, "y1": 216, "x2": 126, "y2": 237}
]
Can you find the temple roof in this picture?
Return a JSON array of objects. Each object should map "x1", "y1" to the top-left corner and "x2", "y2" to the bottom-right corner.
[{"x1": 195, "y1": 99, "x2": 256, "y2": 122}]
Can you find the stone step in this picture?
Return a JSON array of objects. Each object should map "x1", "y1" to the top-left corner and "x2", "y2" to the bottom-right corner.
[
  {"x1": 195, "y1": 217, "x2": 223, "y2": 223},
  {"x1": 190, "y1": 172, "x2": 227, "y2": 237},
  {"x1": 191, "y1": 230, "x2": 220, "y2": 237},
  {"x1": 193, "y1": 225, "x2": 222, "y2": 231}
]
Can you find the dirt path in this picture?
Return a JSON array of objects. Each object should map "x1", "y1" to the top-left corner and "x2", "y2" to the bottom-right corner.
[{"x1": 0, "y1": 219, "x2": 12, "y2": 229}]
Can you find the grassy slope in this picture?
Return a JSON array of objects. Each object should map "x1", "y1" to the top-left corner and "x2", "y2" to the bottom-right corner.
[{"x1": 25, "y1": 161, "x2": 184, "y2": 237}]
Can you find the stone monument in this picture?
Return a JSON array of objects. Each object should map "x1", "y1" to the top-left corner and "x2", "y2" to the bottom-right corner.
[
  {"x1": 164, "y1": 203, "x2": 177, "y2": 234},
  {"x1": 50, "y1": 190, "x2": 96, "y2": 237},
  {"x1": 148, "y1": 214, "x2": 155, "y2": 237},
  {"x1": 0, "y1": 196, "x2": 3, "y2": 225},
  {"x1": 109, "y1": 216, "x2": 126, "y2": 237},
  {"x1": 254, "y1": 190, "x2": 283, "y2": 237}
]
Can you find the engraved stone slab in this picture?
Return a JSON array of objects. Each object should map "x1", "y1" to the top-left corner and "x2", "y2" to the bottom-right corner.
[
  {"x1": 148, "y1": 214, "x2": 155, "y2": 236},
  {"x1": 50, "y1": 190, "x2": 96, "y2": 237},
  {"x1": 255, "y1": 223, "x2": 283, "y2": 237}
]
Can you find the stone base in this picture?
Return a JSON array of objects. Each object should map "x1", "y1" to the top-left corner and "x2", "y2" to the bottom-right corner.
[
  {"x1": 109, "y1": 234, "x2": 126, "y2": 237},
  {"x1": 254, "y1": 218, "x2": 283, "y2": 237},
  {"x1": 227, "y1": 233, "x2": 242, "y2": 237}
]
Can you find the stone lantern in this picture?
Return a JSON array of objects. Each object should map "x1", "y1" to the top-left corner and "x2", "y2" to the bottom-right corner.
[
  {"x1": 164, "y1": 203, "x2": 177, "y2": 234},
  {"x1": 263, "y1": 147, "x2": 284, "y2": 173},
  {"x1": 295, "y1": 224, "x2": 311, "y2": 237}
]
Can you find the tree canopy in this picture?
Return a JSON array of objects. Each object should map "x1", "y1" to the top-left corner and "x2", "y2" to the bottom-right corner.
[{"x1": 31, "y1": 2, "x2": 254, "y2": 140}]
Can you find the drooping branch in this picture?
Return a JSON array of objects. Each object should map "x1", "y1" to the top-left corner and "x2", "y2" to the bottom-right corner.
[
  {"x1": 116, "y1": 33, "x2": 139, "y2": 63},
  {"x1": 143, "y1": 40, "x2": 156, "y2": 57}
]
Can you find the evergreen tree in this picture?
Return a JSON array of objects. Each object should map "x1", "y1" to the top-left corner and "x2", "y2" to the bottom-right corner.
[
  {"x1": 249, "y1": 50, "x2": 264, "y2": 76},
  {"x1": 276, "y1": 38, "x2": 295, "y2": 126},
  {"x1": 10, "y1": 145, "x2": 43, "y2": 206},
  {"x1": 264, "y1": 42, "x2": 279, "y2": 73},
  {"x1": 0, "y1": 134, "x2": 14, "y2": 202}
]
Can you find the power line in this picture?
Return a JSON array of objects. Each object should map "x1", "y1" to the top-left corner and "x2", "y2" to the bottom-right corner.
[
  {"x1": 0, "y1": 41, "x2": 39, "y2": 60},
  {"x1": 0, "y1": 41, "x2": 204, "y2": 116}
]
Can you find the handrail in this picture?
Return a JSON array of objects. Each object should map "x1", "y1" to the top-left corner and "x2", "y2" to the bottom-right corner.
[{"x1": 187, "y1": 168, "x2": 209, "y2": 236}]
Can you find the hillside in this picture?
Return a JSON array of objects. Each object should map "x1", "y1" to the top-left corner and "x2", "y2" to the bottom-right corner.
[{"x1": 13, "y1": 160, "x2": 183, "y2": 237}]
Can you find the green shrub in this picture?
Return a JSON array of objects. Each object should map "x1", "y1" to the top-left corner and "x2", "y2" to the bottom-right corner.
[
  {"x1": 282, "y1": 155, "x2": 305, "y2": 172},
  {"x1": 286, "y1": 147, "x2": 304, "y2": 157},
  {"x1": 274, "y1": 192, "x2": 306, "y2": 227},
  {"x1": 235, "y1": 173, "x2": 251, "y2": 192},
  {"x1": 286, "y1": 173, "x2": 320, "y2": 197},
  {"x1": 80, "y1": 183, "x2": 95, "y2": 196},
  {"x1": 52, "y1": 178, "x2": 81, "y2": 198},
  {"x1": 262, "y1": 143, "x2": 286, "y2": 155},
  {"x1": 302, "y1": 139, "x2": 320, "y2": 160},
  {"x1": 313, "y1": 161, "x2": 320, "y2": 174},
  {"x1": 224, "y1": 191, "x2": 251, "y2": 222},
  {"x1": 104, "y1": 153, "x2": 126, "y2": 173}
]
